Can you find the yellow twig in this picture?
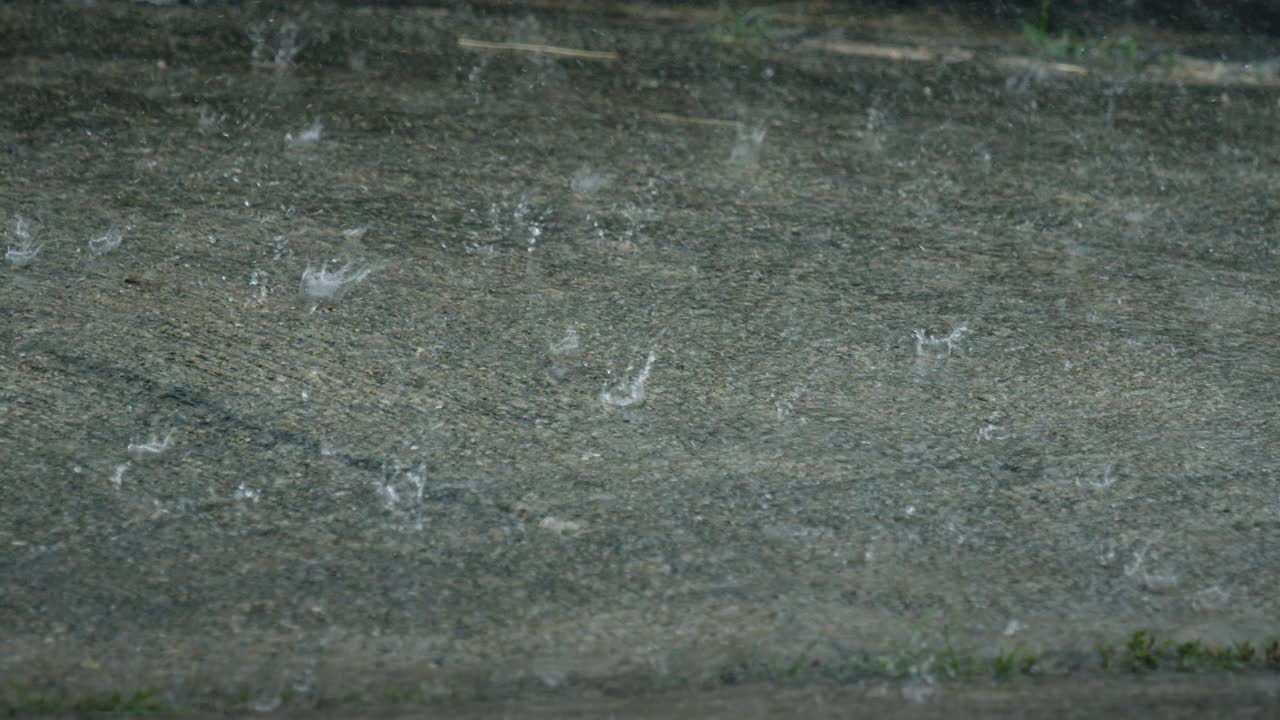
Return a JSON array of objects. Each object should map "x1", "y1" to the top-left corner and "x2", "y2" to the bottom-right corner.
[
  {"x1": 651, "y1": 112, "x2": 744, "y2": 128},
  {"x1": 457, "y1": 38, "x2": 619, "y2": 62},
  {"x1": 994, "y1": 56, "x2": 1089, "y2": 76},
  {"x1": 801, "y1": 39, "x2": 974, "y2": 64}
]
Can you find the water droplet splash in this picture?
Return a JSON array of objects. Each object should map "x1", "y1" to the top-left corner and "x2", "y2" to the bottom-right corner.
[
  {"x1": 235, "y1": 484, "x2": 261, "y2": 503},
  {"x1": 5, "y1": 214, "x2": 40, "y2": 267},
  {"x1": 570, "y1": 165, "x2": 610, "y2": 194},
  {"x1": 1192, "y1": 585, "x2": 1230, "y2": 611},
  {"x1": 109, "y1": 463, "x2": 129, "y2": 490},
  {"x1": 285, "y1": 118, "x2": 323, "y2": 148},
  {"x1": 600, "y1": 351, "x2": 656, "y2": 407},
  {"x1": 1123, "y1": 540, "x2": 1179, "y2": 593},
  {"x1": 549, "y1": 328, "x2": 580, "y2": 355},
  {"x1": 547, "y1": 328, "x2": 582, "y2": 381},
  {"x1": 1075, "y1": 459, "x2": 1117, "y2": 489},
  {"x1": 128, "y1": 430, "x2": 175, "y2": 456},
  {"x1": 197, "y1": 105, "x2": 225, "y2": 133},
  {"x1": 89, "y1": 224, "x2": 125, "y2": 256},
  {"x1": 729, "y1": 123, "x2": 767, "y2": 165},
  {"x1": 378, "y1": 458, "x2": 427, "y2": 530},
  {"x1": 249, "y1": 18, "x2": 304, "y2": 74},
  {"x1": 772, "y1": 384, "x2": 806, "y2": 423},
  {"x1": 912, "y1": 325, "x2": 968, "y2": 357},
  {"x1": 300, "y1": 259, "x2": 376, "y2": 304}
]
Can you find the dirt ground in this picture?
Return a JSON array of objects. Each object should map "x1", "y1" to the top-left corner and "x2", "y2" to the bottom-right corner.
[{"x1": 1, "y1": 1, "x2": 1278, "y2": 717}]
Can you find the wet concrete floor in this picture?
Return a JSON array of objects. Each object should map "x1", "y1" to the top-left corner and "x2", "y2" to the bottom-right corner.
[{"x1": 1, "y1": 1, "x2": 1278, "y2": 716}]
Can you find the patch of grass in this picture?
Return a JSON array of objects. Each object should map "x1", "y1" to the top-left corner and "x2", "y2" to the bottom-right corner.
[
  {"x1": 934, "y1": 624, "x2": 981, "y2": 679},
  {"x1": 6, "y1": 685, "x2": 176, "y2": 715},
  {"x1": 6, "y1": 685, "x2": 61, "y2": 715},
  {"x1": 1126, "y1": 629, "x2": 1165, "y2": 671},
  {"x1": 1032, "y1": 0, "x2": 1054, "y2": 35},
  {"x1": 1021, "y1": 23, "x2": 1076, "y2": 59},
  {"x1": 721, "y1": 626, "x2": 1280, "y2": 690},
  {"x1": 775, "y1": 639, "x2": 818, "y2": 681},
  {"x1": 1102, "y1": 630, "x2": 1278, "y2": 673},
  {"x1": 1021, "y1": 23, "x2": 1141, "y2": 65},
  {"x1": 717, "y1": 622, "x2": 1042, "y2": 687},
  {"x1": 1018, "y1": 0, "x2": 1145, "y2": 67},
  {"x1": 383, "y1": 685, "x2": 431, "y2": 704},
  {"x1": 706, "y1": 5, "x2": 776, "y2": 46},
  {"x1": 8, "y1": 630, "x2": 1278, "y2": 714},
  {"x1": 73, "y1": 689, "x2": 174, "y2": 714},
  {"x1": 1097, "y1": 641, "x2": 1117, "y2": 670},
  {"x1": 991, "y1": 647, "x2": 1040, "y2": 678}
]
